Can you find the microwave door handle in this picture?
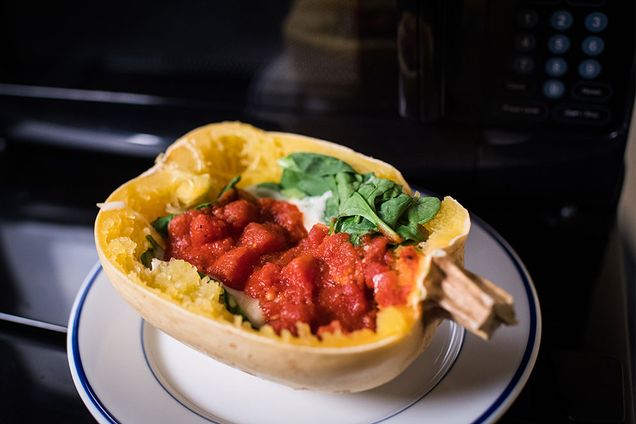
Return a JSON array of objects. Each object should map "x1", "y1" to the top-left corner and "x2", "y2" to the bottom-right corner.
[{"x1": 398, "y1": 0, "x2": 445, "y2": 122}]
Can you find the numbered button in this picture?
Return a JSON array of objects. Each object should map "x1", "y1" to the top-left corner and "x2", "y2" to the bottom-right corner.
[
  {"x1": 548, "y1": 34, "x2": 570, "y2": 54},
  {"x1": 582, "y1": 36, "x2": 605, "y2": 56},
  {"x1": 551, "y1": 10, "x2": 573, "y2": 30},
  {"x1": 513, "y1": 56, "x2": 535, "y2": 74},
  {"x1": 518, "y1": 10, "x2": 539, "y2": 28},
  {"x1": 515, "y1": 33, "x2": 536, "y2": 51},
  {"x1": 546, "y1": 58, "x2": 568, "y2": 77},
  {"x1": 585, "y1": 12, "x2": 608, "y2": 32},
  {"x1": 579, "y1": 59, "x2": 602, "y2": 79},
  {"x1": 543, "y1": 80, "x2": 565, "y2": 99}
]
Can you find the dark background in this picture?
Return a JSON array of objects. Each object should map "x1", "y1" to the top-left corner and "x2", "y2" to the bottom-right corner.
[{"x1": 0, "y1": 0, "x2": 634, "y2": 422}]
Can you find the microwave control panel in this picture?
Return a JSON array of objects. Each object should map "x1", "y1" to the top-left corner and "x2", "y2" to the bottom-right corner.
[{"x1": 488, "y1": 0, "x2": 633, "y2": 132}]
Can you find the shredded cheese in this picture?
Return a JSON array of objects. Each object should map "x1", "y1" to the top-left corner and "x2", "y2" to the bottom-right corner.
[{"x1": 96, "y1": 201, "x2": 126, "y2": 211}]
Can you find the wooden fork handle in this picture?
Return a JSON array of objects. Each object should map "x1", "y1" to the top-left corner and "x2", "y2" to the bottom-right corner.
[{"x1": 423, "y1": 250, "x2": 517, "y2": 340}]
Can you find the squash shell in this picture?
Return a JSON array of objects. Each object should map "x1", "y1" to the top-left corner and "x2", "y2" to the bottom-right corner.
[{"x1": 95, "y1": 122, "x2": 469, "y2": 392}]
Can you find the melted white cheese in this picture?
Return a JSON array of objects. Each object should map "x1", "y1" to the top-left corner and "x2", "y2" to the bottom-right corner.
[
  {"x1": 223, "y1": 285, "x2": 266, "y2": 327},
  {"x1": 288, "y1": 191, "x2": 332, "y2": 231},
  {"x1": 96, "y1": 201, "x2": 126, "y2": 211}
]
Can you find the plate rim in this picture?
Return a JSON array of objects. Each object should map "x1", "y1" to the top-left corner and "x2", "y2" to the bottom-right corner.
[
  {"x1": 67, "y1": 261, "x2": 121, "y2": 424},
  {"x1": 67, "y1": 220, "x2": 541, "y2": 424},
  {"x1": 469, "y1": 215, "x2": 541, "y2": 423}
]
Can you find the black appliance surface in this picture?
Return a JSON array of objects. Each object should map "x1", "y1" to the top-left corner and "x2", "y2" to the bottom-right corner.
[{"x1": 0, "y1": 1, "x2": 634, "y2": 423}]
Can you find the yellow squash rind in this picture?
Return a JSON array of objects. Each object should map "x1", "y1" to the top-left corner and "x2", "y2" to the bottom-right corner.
[{"x1": 95, "y1": 122, "x2": 469, "y2": 392}]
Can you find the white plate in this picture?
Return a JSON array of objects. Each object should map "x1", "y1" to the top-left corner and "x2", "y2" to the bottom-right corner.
[{"x1": 68, "y1": 218, "x2": 541, "y2": 424}]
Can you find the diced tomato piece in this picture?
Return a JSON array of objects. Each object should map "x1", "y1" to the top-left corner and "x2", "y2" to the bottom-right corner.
[
  {"x1": 260, "y1": 199, "x2": 307, "y2": 242},
  {"x1": 316, "y1": 232, "x2": 361, "y2": 287},
  {"x1": 189, "y1": 213, "x2": 228, "y2": 246},
  {"x1": 239, "y1": 222, "x2": 288, "y2": 255},
  {"x1": 317, "y1": 281, "x2": 370, "y2": 332},
  {"x1": 173, "y1": 249, "x2": 204, "y2": 271},
  {"x1": 373, "y1": 270, "x2": 409, "y2": 307},
  {"x1": 210, "y1": 247, "x2": 259, "y2": 290},
  {"x1": 166, "y1": 212, "x2": 193, "y2": 257},
  {"x1": 316, "y1": 313, "x2": 375, "y2": 337},
  {"x1": 316, "y1": 320, "x2": 344, "y2": 337},
  {"x1": 198, "y1": 238, "x2": 234, "y2": 269},
  {"x1": 363, "y1": 261, "x2": 389, "y2": 290},
  {"x1": 220, "y1": 200, "x2": 259, "y2": 232},
  {"x1": 168, "y1": 212, "x2": 191, "y2": 238},
  {"x1": 277, "y1": 302, "x2": 315, "y2": 333},
  {"x1": 245, "y1": 262, "x2": 281, "y2": 300},
  {"x1": 280, "y1": 254, "x2": 320, "y2": 294},
  {"x1": 363, "y1": 235, "x2": 390, "y2": 263},
  {"x1": 256, "y1": 197, "x2": 274, "y2": 209},
  {"x1": 306, "y1": 224, "x2": 328, "y2": 248},
  {"x1": 252, "y1": 255, "x2": 319, "y2": 335},
  {"x1": 397, "y1": 245, "x2": 418, "y2": 263}
]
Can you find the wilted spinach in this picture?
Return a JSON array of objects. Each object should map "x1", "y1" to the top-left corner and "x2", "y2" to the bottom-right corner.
[
  {"x1": 151, "y1": 214, "x2": 175, "y2": 236},
  {"x1": 140, "y1": 235, "x2": 165, "y2": 268},
  {"x1": 271, "y1": 152, "x2": 441, "y2": 245}
]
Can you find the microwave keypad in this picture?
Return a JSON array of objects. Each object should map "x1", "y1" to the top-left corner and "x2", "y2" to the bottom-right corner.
[{"x1": 499, "y1": 2, "x2": 614, "y2": 126}]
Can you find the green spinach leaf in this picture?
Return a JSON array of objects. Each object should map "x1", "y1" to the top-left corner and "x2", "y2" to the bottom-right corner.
[
  {"x1": 337, "y1": 191, "x2": 402, "y2": 242},
  {"x1": 277, "y1": 153, "x2": 357, "y2": 199},
  {"x1": 377, "y1": 193, "x2": 413, "y2": 227},
  {"x1": 256, "y1": 182, "x2": 282, "y2": 191},
  {"x1": 279, "y1": 153, "x2": 355, "y2": 176},
  {"x1": 395, "y1": 196, "x2": 441, "y2": 242},
  {"x1": 140, "y1": 235, "x2": 164, "y2": 268},
  {"x1": 151, "y1": 214, "x2": 175, "y2": 236},
  {"x1": 334, "y1": 216, "x2": 375, "y2": 245},
  {"x1": 263, "y1": 152, "x2": 443, "y2": 245},
  {"x1": 324, "y1": 195, "x2": 340, "y2": 220},
  {"x1": 403, "y1": 196, "x2": 441, "y2": 225},
  {"x1": 217, "y1": 175, "x2": 241, "y2": 199},
  {"x1": 194, "y1": 202, "x2": 212, "y2": 210},
  {"x1": 356, "y1": 175, "x2": 396, "y2": 208}
]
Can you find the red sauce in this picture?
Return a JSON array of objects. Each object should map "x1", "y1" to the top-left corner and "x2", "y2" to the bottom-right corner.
[{"x1": 166, "y1": 196, "x2": 414, "y2": 335}]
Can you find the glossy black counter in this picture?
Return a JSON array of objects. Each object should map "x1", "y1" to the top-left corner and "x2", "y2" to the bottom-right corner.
[{"x1": 0, "y1": 320, "x2": 93, "y2": 423}]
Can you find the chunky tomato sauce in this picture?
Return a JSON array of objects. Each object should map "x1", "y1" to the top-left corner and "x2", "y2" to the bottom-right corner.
[{"x1": 166, "y1": 193, "x2": 415, "y2": 335}]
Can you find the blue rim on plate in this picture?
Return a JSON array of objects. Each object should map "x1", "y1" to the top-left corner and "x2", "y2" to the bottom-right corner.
[
  {"x1": 67, "y1": 262, "x2": 121, "y2": 424},
  {"x1": 470, "y1": 216, "x2": 540, "y2": 423},
  {"x1": 67, "y1": 220, "x2": 540, "y2": 424}
]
